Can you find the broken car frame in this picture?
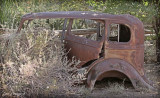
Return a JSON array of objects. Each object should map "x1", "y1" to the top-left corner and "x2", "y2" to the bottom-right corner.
[{"x1": 17, "y1": 11, "x2": 154, "y2": 91}]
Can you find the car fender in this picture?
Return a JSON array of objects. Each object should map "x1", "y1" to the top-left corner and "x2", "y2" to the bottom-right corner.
[{"x1": 87, "y1": 58, "x2": 154, "y2": 91}]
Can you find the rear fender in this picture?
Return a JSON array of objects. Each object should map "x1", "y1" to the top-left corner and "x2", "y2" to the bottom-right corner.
[{"x1": 87, "y1": 58, "x2": 154, "y2": 91}]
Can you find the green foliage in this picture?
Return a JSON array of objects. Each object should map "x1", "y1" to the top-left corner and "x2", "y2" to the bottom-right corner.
[
  {"x1": 145, "y1": 35, "x2": 156, "y2": 41},
  {"x1": 86, "y1": 0, "x2": 105, "y2": 11},
  {"x1": 86, "y1": 0, "x2": 156, "y2": 24},
  {"x1": 0, "y1": 0, "x2": 90, "y2": 29},
  {"x1": 0, "y1": 0, "x2": 156, "y2": 29}
]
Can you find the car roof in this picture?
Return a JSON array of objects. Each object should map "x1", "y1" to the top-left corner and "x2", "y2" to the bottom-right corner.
[
  {"x1": 18, "y1": 11, "x2": 144, "y2": 45},
  {"x1": 22, "y1": 11, "x2": 140, "y2": 24}
]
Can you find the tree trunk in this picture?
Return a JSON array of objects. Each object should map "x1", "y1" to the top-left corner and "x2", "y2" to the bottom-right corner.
[
  {"x1": 152, "y1": 0, "x2": 160, "y2": 63},
  {"x1": 157, "y1": 36, "x2": 160, "y2": 63},
  {"x1": 154, "y1": 17, "x2": 160, "y2": 63}
]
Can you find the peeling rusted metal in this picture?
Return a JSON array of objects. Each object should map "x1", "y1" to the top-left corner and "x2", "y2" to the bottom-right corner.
[{"x1": 17, "y1": 11, "x2": 154, "y2": 91}]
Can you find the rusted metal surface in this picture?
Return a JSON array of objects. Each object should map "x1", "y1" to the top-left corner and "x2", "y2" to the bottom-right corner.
[
  {"x1": 87, "y1": 59, "x2": 154, "y2": 90},
  {"x1": 17, "y1": 11, "x2": 154, "y2": 91},
  {"x1": 64, "y1": 19, "x2": 104, "y2": 68}
]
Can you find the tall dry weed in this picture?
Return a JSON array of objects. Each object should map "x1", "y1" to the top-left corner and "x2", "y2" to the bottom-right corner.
[{"x1": 1, "y1": 27, "x2": 83, "y2": 97}]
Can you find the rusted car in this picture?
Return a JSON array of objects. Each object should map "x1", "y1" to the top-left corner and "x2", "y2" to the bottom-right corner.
[{"x1": 17, "y1": 11, "x2": 154, "y2": 91}]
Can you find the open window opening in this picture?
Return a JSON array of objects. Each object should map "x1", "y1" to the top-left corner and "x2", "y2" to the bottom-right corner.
[
  {"x1": 70, "y1": 19, "x2": 105, "y2": 41},
  {"x1": 108, "y1": 24, "x2": 131, "y2": 42}
]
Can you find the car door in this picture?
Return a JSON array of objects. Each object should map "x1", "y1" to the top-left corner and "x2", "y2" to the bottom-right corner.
[{"x1": 64, "y1": 19, "x2": 105, "y2": 68}]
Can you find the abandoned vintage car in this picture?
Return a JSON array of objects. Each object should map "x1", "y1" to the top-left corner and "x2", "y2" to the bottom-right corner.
[{"x1": 17, "y1": 11, "x2": 154, "y2": 91}]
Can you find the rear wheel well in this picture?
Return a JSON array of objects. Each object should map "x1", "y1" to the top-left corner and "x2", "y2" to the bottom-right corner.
[
  {"x1": 95, "y1": 70, "x2": 134, "y2": 88},
  {"x1": 97, "y1": 70, "x2": 129, "y2": 81}
]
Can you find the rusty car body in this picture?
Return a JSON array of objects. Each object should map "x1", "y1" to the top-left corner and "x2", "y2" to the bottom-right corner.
[{"x1": 17, "y1": 11, "x2": 154, "y2": 90}]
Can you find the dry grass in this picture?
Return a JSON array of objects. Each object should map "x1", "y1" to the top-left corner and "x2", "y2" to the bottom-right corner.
[
  {"x1": 0, "y1": 27, "x2": 84, "y2": 97},
  {"x1": 106, "y1": 81, "x2": 125, "y2": 94},
  {"x1": 144, "y1": 40, "x2": 157, "y2": 63}
]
